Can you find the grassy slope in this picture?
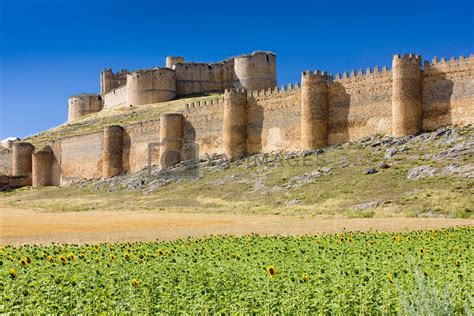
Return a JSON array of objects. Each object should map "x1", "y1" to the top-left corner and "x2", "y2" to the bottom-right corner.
[
  {"x1": 26, "y1": 93, "x2": 221, "y2": 146},
  {"x1": 1, "y1": 125, "x2": 472, "y2": 218}
]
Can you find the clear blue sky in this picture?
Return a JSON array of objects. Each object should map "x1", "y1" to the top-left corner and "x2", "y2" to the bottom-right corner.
[{"x1": 0, "y1": 0, "x2": 472, "y2": 139}]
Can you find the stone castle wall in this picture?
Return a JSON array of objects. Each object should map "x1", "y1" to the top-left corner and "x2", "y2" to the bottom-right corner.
[
  {"x1": 184, "y1": 97, "x2": 225, "y2": 155},
  {"x1": 103, "y1": 85, "x2": 127, "y2": 109},
  {"x1": 422, "y1": 56, "x2": 474, "y2": 130},
  {"x1": 3, "y1": 53, "x2": 473, "y2": 186},
  {"x1": 59, "y1": 132, "x2": 103, "y2": 185},
  {"x1": 247, "y1": 85, "x2": 302, "y2": 153},
  {"x1": 123, "y1": 119, "x2": 162, "y2": 172},
  {"x1": 328, "y1": 66, "x2": 393, "y2": 144}
]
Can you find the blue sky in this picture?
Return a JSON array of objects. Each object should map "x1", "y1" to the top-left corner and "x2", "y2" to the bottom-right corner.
[{"x1": 0, "y1": 0, "x2": 472, "y2": 139}]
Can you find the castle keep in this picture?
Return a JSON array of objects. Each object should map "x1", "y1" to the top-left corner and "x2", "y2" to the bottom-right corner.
[{"x1": 1, "y1": 51, "x2": 473, "y2": 188}]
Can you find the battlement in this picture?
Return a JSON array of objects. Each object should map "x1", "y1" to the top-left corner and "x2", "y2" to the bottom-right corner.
[
  {"x1": 302, "y1": 70, "x2": 328, "y2": 81},
  {"x1": 423, "y1": 54, "x2": 474, "y2": 70},
  {"x1": 331, "y1": 65, "x2": 390, "y2": 83},
  {"x1": 393, "y1": 53, "x2": 422, "y2": 65},
  {"x1": 184, "y1": 96, "x2": 225, "y2": 112}
]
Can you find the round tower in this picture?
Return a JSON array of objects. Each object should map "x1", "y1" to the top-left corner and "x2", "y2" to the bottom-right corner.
[
  {"x1": 12, "y1": 142, "x2": 34, "y2": 176},
  {"x1": 392, "y1": 54, "x2": 423, "y2": 137},
  {"x1": 32, "y1": 146, "x2": 52, "y2": 187},
  {"x1": 159, "y1": 113, "x2": 183, "y2": 169},
  {"x1": 300, "y1": 70, "x2": 329, "y2": 149},
  {"x1": 68, "y1": 94, "x2": 103, "y2": 123},
  {"x1": 166, "y1": 56, "x2": 185, "y2": 69},
  {"x1": 223, "y1": 88, "x2": 248, "y2": 159},
  {"x1": 102, "y1": 125, "x2": 123, "y2": 178},
  {"x1": 126, "y1": 68, "x2": 176, "y2": 106},
  {"x1": 233, "y1": 51, "x2": 276, "y2": 91}
]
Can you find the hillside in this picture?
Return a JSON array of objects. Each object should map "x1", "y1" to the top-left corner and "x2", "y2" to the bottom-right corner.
[
  {"x1": 1, "y1": 125, "x2": 472, "y2": 218},
  {"x1": 25, "y1": 93, "x2": 221, "y2": 145}
]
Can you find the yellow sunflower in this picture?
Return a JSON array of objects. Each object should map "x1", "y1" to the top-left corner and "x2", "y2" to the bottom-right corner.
[
  {"x1": 131, "y1": 278, "x2": 140, "y2": 288},
  {"x1": 9, "y1": 268, "x2": 17, "y2": 279},
  {"x1": 266, "y1": 265, "x2": 277, "y2": 277},
  {"x1": 302, "y1": 273, "x2": 310, "y2": 283}
]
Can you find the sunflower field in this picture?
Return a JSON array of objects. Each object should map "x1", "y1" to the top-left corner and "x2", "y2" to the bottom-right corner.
[{"x1": 1, "y1": 227, "x2": 473, "y2": 314}]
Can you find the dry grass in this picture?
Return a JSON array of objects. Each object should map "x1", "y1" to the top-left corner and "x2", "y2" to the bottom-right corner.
[{"x1": 1, "y1": 207, "x2": 472, "y2": 245}]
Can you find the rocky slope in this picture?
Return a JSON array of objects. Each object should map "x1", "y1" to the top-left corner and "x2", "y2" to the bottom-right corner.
[{"x1": 1, "y1": 125, "x2": 472, "y2": 218}]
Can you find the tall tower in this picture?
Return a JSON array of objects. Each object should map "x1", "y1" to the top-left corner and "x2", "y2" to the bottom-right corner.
[
  {"x1": 32, "y1": 146, "x2": 52, "y2": 187},
  {"x1": 392, "y1": 54, "x2": 423, "y2": 137},
  {"x1": 102, "y1": 125, "x2": 123, "y2": 178},
  {"x1": 12, "y1": 142, "x2": 35, "y2": 176},
  {"x1": 159, "y1": 113, "x2": 184, "y2": 169},
  {"x1": 223, "y1": 89, "x2": 248, "y2": 159},
  {"x1": 233, "y1": 51, "x2": 277, "y2": 91},
  {"x1": 300, "y1": 70, "x2": 329, "y2": 149}
]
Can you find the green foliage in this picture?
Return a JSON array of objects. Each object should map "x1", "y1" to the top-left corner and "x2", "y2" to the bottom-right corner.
[{"x1": 1, "y1": 227, "x2": 472, "y2": 313}]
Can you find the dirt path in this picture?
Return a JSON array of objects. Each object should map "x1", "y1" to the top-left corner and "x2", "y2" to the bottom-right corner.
[{"x1": 1, "y1": 207, "x2": 472, "y2": 245}]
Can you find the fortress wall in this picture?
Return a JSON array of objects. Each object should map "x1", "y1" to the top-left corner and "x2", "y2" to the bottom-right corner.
[
  {"x1": 247, "y1": 85, "x2": 302, "y2": 153},
  {"x1": 174, "y1": 61, "x2": 234, "y2": 96},
  {"x1": 103, "y1": 85, "x2": 127, "y2": 109},
  {"x1": 123, "y1": 119, "x2": 161, "y2": 172},
  {"x1": 328, "y1": 67, "x2": 393, "y2": 145},
  {"x1": 60, "y1": 131, "x2": 103, "y2": 185},
  {"x1": 422, "y1": 55, "x2": 474, "y2": 130},
  {"x1": 0, "y1": 148, "x2": 12, "y2": 176},
  {"x1": 184, "y1": 97, "x2": 225, "y2": 156}
]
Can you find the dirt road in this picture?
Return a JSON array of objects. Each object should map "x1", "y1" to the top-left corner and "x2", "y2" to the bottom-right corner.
[{"x1": 1, "y1": 207, "x2": 472, "y2": 245}]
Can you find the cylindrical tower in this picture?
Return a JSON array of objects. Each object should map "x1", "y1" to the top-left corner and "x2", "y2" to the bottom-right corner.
[
  {"x1": 166, "y1": 56, "x2": 185, "y2": 69},
  {"x1": 102, "y1": 125, "x2": 123, "y2": 178},
  {"x1": 126, "y1": 68, "x2": 176, "y2": 106},
  {"x1": 392, "y1": 53, "x2": 423, "y2": 137},
  {"x1": 32, "y1": 146, "x2": 52, "y2": 187},
  {"x1": 12, "y1": 142, "x2": 35, "y2": 176},
  {"x1": 233, "y1": 51, "x2": 277, "y2": 91},
  {"x1": 159, "y1": 113, "x2": 183, "y2": 169},
  {"x1": 301, "y1": 70, "x2": 329, "y2": 149},
  {"x1": 223, "y1": 88, "x2": 248, "y2": 159},
  {"x1": 68, "y1": 94, "x2": 103, "y2": 123}
]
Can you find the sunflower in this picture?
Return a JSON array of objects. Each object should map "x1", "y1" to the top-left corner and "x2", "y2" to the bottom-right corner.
[
  {"x1": 47, "y1": 256, "x2": 54, "y2": 263},
  {"x1": 19, "y1": 258, "x2": 28, "y2": 267},
  {"x1": 9, "y1": 268, "x2": 17, "y2": 279},
  {"x1": 455, "y1": 260, "x2": 461, "y2": 268},
  {"x1": 59, "y1": 256, "x2": 67, "y2": 264},
  {"x1": 418, "y1": 248, "x2": 425, "y2": 256},
  {"x1": 109, "y1": 254, "x2": 116, "y2": 261},
  {"x1": 302, "y1": 273, "x2": 310, "y2": 283},
  {"x1": 131, "y1": 278, "x2": 140, "y2": 288},
  {"x1": 158, "y1": 249, "x2": 165, "y2": 256},
  {"x1": 67, "y1": 253, "x2": 75, "y2": 261},
  {"x1": 266, "y1": 265, "x2": 277, "y2": 277},
  {"x1": 79, "y1": 253, "x2": 86, "y2": 260},
  {"x1": 386, "y1": 272, "x2": 394, "y2": 284}
]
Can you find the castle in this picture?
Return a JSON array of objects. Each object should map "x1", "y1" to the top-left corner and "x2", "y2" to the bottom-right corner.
[{"x1": 0, "y1": 51, "x2": 473, "y2": 188}]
